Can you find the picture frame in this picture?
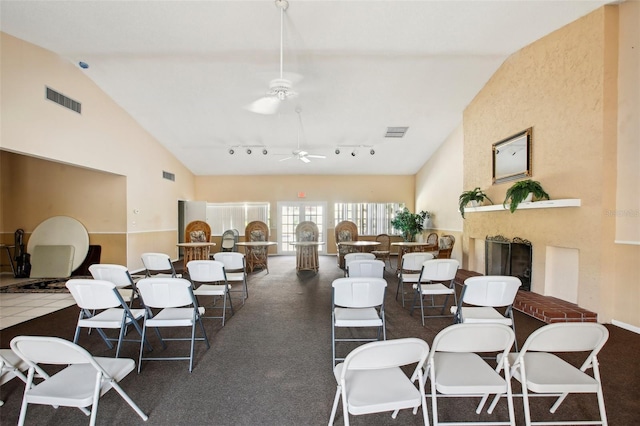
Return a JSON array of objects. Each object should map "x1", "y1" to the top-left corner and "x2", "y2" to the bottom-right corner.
[{"x1": 492, "y1": 128, "x2": 532, "y2": 184}]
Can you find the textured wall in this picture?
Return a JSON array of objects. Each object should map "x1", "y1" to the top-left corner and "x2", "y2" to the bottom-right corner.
[{"x1": 462, "y1": 7, "x2": 621, "y2": 320}]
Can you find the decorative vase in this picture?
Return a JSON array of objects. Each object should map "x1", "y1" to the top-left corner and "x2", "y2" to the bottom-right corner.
[{"x1": 524, "y1": 192, "x2": 533, "y2": 203}]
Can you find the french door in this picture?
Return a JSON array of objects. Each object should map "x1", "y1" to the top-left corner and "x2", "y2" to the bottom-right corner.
[{"x1": 277, "y1": 202, "x2": 327, "y2": 255}]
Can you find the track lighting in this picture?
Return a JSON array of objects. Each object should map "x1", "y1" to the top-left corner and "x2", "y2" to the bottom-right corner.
[
  {"x1": 351, "y1": 151, "x2": 356, "y2": 157},
  {"x1": 246, "y1": 148, "x2": 252, "y2": 154},
  {"x1": 370, "y1": 149, "x2": 375, "y2": 155},
  {"x1": 335, "y1": 149, "x2": 340, "y2": 155},
  {"x1": 262, "y1": 149, "x2": 268, "y2": 155},
  {"x1": 229, "y1": 149, "x2": 235, "y2": 155}
]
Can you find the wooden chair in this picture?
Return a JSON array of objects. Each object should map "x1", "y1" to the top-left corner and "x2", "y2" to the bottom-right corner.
[
  {"x1": 295, "y1": 221, "x2": 319, "y2": 272},
  {"x1": 371, "y1": 234, "x2": 391, "y2": 269},
  {"x1": 334, "y1": 221, "x2": 358, "y2": 269},
  {"x1": 185, "y1": 220, "x2": 211, "y2": 243},
  {"x1": 244, "y1": 221, "x2": 270, "y2": 273},
  {"x1": 437, "y1": 234, "x2": 455, "y2": 259}
]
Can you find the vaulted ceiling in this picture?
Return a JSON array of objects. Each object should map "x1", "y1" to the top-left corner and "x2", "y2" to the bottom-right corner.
[{"x1": 0, "y1": 0, "x2": 612, "y2": 175}]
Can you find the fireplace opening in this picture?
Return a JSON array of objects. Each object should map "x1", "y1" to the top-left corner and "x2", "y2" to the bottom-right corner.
[{"x1": 485, "y1": 236, "x2": 532, "y2": 291}]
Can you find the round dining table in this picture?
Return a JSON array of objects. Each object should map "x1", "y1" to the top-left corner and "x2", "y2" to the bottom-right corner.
[
  {"x1": 391, "y1": 241, "x2": 438, "y2": 273},
  {"x1": 291, "y1": 241, "x2": 325, "y2": 273},
  {"x1": 177, "y1": 242, "x2": 216, "y2": 269},
  {"x1": 338, "y1": 240, "x2": 381, "y2": 252}
]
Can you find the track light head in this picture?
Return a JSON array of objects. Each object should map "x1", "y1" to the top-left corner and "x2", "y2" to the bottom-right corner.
[
  {"x1": 335, "y1": 149, "x2": 340, "y2": 155},
  {"x1": 262, "y1": 149, "x2": 268, "y2": 155},
  {"x1": 351, "y1": 151, "x2": 356, "y2": 157},
  {"x1": 229, "y1": 149, "x2": 235, "y2": 155},
  {"x1": 370, "y1": 149, "x2": 375, "y2": 155},
  {"x1": 246, "y1": 148, "x2": 252, "y2": 155}
]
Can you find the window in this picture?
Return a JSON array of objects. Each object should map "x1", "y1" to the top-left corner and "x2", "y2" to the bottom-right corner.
[
  {"x1": 334, "y1": 203, "x2": 405, "y2": 236},
  {"x1": 206, "y1": 202, "x2": 270, "y2": 236}
]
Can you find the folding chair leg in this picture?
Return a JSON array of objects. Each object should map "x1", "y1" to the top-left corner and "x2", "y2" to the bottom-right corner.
[{"x1": 328, "y1": 386, "x2": 341, "y2": 425}]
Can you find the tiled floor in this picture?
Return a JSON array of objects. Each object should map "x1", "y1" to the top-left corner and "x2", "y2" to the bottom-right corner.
[{"x1": 0, "y1": 273, "x2": 76, "y2": 330}]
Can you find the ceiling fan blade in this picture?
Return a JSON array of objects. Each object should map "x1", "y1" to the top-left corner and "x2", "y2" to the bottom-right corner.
[
  {"x1": 306, "y1": 154, "x2": 326, "y2": 159},
  {"x1": 245, "y1": 96, "x2": 281, "y2": 115},
  {"x1": 279, "y1": 156, "x2": 294, "y2": 162},
  {"x1": 299, "y1": 156, "x2": 311, "y2": 163}
]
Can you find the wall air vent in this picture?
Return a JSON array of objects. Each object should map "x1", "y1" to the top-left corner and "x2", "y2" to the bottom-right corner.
[
  {"x1": 385, "y1": 127, "x2": 409, "y2": 138},
  {"x1": 162, "y1": 171, "x2": 176, "y2": 182},
  {"x1": 45, "y1": 87, "x2": 81, "y2": 114}
]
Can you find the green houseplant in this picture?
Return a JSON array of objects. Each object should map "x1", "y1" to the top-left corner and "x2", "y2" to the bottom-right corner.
[
  {"x1": 503, "y1": 179, "x2": 550, "y2": 213},
  {"x1": 391, "y1": 208, "x2": 430, "y2": 242},
  {"x1": 458, "y1": 187, "x2": 493, "y2": 219}
]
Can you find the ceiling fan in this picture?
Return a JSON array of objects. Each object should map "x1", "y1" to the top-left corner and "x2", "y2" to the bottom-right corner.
[
  {"x1": 246, "y1": 0, "x2": 298, "y2": 115},
  {"x1": 280, "y1": 108, "x2": 326, "y2": 164}
]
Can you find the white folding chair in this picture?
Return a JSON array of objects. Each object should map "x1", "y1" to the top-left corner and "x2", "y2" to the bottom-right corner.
[
  {"x1": 187, "y1": 260, "x2": 234, "y2": 326},
  {"x1": 66, "y1": 279, "x2": 151, "y2": 358},
  {"x1": 331, "y1": 277, "x2": 387, "y2": 366},
  {"x1": 136, "y1": 277, "x2": 210, "y2": 372},
  {"x1": 141, "y1": 252, "x2": 181, "y2": 278},
  {"x1": 396, "y1": 252, "x2": 434, "y2": 307},
  {"x1": 452, "y1": 275, "x2": 521, "y2": 350},
  {"x1": 0, "y1": 349, "x2": 29, "y2": 407},
  {"x1": 346, "y1": 259, "x2": 385, "y2": 278},
  {"x1": 213, "y1": 252, "x2": 248, "y2": 303},
  {"x1": 426, "y1": 323, "x2": 516, "y2": 426},
  {"x1": 410, "y1": 258, "x2": 460, "y2": 325},
  {"x1": 343, "y1": 252, "x2": 375, "y2": 276},
  {"x1": 504, "y1": 322, "x2": 609, "y2": 426},
  {"x1": 89, "y1": 264, "x2": 138, "y2": 306},
  {"x1": 329, "y1": 338, "x2": 430, "y2": 426},
  {"x1": 10, "y1": 335, "x2": 148, "y2": 426}
]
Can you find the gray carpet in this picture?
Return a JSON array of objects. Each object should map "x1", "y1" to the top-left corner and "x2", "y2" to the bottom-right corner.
[{"x1": 1, "y1": 255, "x2": 638, "y2": 425}]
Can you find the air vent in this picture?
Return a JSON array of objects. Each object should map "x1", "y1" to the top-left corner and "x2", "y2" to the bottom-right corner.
[
  {"x1": 385, "y1": 127, "x2": 409, "y2": 138},
  {"x1": 162, "y1": 171, "x2": 175, "y2": 182},
  {"x1": 45, "y1": 87, "x2": 81, "y2": 114}
]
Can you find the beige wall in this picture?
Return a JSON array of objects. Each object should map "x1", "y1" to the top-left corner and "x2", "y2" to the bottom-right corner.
[
  {"x1": 0, "y1": 33, "x2": 195, "y2": 272},
  {"x1": 458, "y1": 6, "x2": 638, "y2": 326},
  {"x1": 196, "y1": 174, "x2": 415, "y2": 255}
]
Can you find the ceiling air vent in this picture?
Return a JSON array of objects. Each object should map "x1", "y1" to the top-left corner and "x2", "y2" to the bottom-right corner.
[
  {"x1": 385, "y1": 127, "x2": 409, "y2": 138},
  {"x1": 45, "y1": 87, "x2": 81, "y2": 114},
  {"x1": 162, "y1": 171, "x2": 175, "y2": 182}
]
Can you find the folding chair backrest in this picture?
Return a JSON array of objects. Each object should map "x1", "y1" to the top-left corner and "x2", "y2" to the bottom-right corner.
[
  {"x1": 89, "y1": 264, "x2": 134, "y2": 287},
  {"x1": 344, "y1": 338, "x2": 429, "y2": 371},
  {"x1": 432, "y1": 323, "x2": 515, "y2": 354},
  {"x1": 521, "y1": 322, "x2": 609, "y2": 354},
  {"x1": 419, "y1": 258, "x2": 459, "y2": 281},
  {"x1": 347, "y1": 259, "x2": 385, "y2": 278},
  {"x1": 66, "y1": 279, "x2": 122, "y2": 310},
  {"x1": 461, "y1": 276, "x2": 521, "y2": 307},
  {"x1": 344, "y1": 252, "x2": 375, "y2": 265},
  {"x1": 332, "y1": 277, "x2": 387, "y2": 308},
  {"x1": 214, "y1": 252, "x2": 245, "y2": 270},
  {"x1": 401, "y1": 252, "x2": 434, "y2": 271},
  {"x1": 221, "y1": 230, "x2": 236, "y2": 251},
  {"x1": 187, "y1": 260, "x2": 226, "y2": 282},
  {"x1": 141, "y1": 253, "x2": 175, "y2": 275},
  {"x1": 136, "y1": 278, "x2": 194, "y2": 308},
  {"x1": 11, "y1": 336, "x2": 94, "y2": 366}
]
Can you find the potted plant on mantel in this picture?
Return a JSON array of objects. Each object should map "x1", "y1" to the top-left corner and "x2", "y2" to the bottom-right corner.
[
  {"x1": 503, "y1": 179, "x2": 550, "y2": 213},
  {"x1": 458, "y1": 187, "x2": 494, "y2": 219},
  {"x1": 391, "y1": 208, "x2": 430, "y2": 242}
]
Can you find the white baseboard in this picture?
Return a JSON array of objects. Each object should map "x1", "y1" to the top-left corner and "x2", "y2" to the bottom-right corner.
[{"x1": 611, "y1": 319, "x2": 640, "y2": 334}]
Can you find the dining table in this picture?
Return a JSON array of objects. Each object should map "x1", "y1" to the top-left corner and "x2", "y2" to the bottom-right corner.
[
  {"x1": 176, "y1": 242, "x2": 216, "y2": 269},
  {"x1": 235, "y1": 241, "x2": 278, "y2": 273},
  {"x1": 291, "y1": 241, "x2": 325, "y2": 273},
  {"x1": 391, "y1": 241, "x2": 438, "y2": 273},
  {"x1": 338, "y1": 240, "x2": 381, "y2": 252}
]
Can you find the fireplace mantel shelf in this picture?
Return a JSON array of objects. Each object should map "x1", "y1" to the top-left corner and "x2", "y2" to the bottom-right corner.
[{"x1": 466, "y1": 198, "x2": 581, "y2": 213}]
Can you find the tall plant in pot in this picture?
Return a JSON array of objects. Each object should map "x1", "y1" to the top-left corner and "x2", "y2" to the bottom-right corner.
[
  {"x1": 503, "y1": 179, "x2": 550, "y2": 213},
  {"x1": 391, "y1": 208, "x2": 429, "y2": 242},
  {"x1": 458, "y1": 187, "x2": 493, "y2": 219}
]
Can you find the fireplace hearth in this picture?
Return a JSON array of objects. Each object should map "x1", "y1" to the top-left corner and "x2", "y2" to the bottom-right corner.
[{"x1": 485, "y1": 235, "x2": 532, "y2": 291}]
